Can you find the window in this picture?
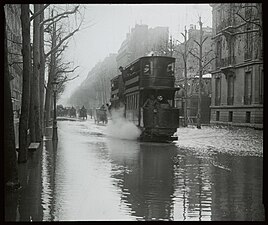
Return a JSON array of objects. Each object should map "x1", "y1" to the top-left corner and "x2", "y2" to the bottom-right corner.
[
  {"x1": 215, "y1": 77, "x2": 221, "y2": 106},
  {"x1": 245, "y1": 24, "x2": 253, "y2": 60},
  {"x1": 227, "y1": 75, "x2": 234, "y2": 105},
  {"x1": 246, "y1": 111, "x2": 251, "y2": 123},
  {"x1": 143, "y1": 59, "x2": 152, "y2": 75},
  {"x1": 216, "y1": 40, "x2": 222, "y2": 68},
  {"x1": 260, "y1": 69, "x2": 263, "y2": 104},
  {"x1": 216, "y1": 111, "x2": 220, "y2": 121},
  {"x1": 166, "y1": 63, "x2": 174, "y2": 76},
  {"x1": 229, "y1": 111, "x2": 233, "y2": 122},
  {"x1": 244, "y1": 71, "x2": 252, "y2": 105}
]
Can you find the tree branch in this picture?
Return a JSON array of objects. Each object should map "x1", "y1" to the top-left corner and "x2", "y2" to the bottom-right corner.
[
  {"x1": 202, "y1": 49, "x2": 213, "y2": 59},
  {"x1": 234, "y1": 29, "x2": 260, "y2": 36},
  {"x1": 189, "y1": 50, "x2": 201, "y2": 60},
  {"x1": 45, "y1": 26, "x2": 80, "y2": 58},
  {"x1": 201, "y1": 36, "x2": 208, "y2": 45},
  {"x1": 41, "y1": 5, "x2": 79, "y2": 26},
  {"x1": 56, "y1": 66, "x2": 79, "y2": 75},
  {"x1": 203, "y1": 57, "x2": 216, "y2": 69},
  {"x1": 43, "y1": 15, "x2": 68, "y2": 30},
  {"x1": 193, "y1": 40, "x2": 201, "y2": 47},
  {"x1": 235, "y1": 12, "x2": 262, "y2": 29},
  {"x1": 30, "y1": 4, "x2": 49, "y2": 21},
  {"x1": 7, "y1": 38, "x2": 22, "y2": 45}
]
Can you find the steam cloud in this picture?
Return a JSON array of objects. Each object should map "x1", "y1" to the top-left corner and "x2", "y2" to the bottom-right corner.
[{"x1": 106, "y1": 107, "x2": 141, "y2": 140}]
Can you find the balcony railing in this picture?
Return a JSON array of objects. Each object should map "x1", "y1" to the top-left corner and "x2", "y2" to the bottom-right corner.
[
  {"x1": 227, "y1": 96, "x2": 234, "y2": 105},
  {"x1": 216, "y1": 56, "x2": 235, "y2": 68},
  {"x1": 244, "y1": 95, "x2": 252, "y2": 105}
]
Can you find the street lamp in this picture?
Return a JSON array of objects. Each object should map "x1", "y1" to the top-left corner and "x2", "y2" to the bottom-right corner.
[{"x1": 51, "y1": 79, "x2": 59, "y2": 141}]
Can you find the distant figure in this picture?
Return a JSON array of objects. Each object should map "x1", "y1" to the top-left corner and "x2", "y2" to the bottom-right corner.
[
  {"x1": 79, "y1": 105, "x2": 87, "y2": 120},
  {"x1": 106, "y1": 103, "x2": 111, "y2": 118},
  {"x1": 167, "y1": 65, "x2": 173, "y2": 76},
  {"x1": 89, "y1": 108, "x2": 93, "y2": 119},
  {"x1": 157, "y1": 95, "x2": 170, "y2": 109},
  {"x1": 100, "y1": 104, "x2": 106, "y2": 110},
  {"x1": 142, "y1": 94, "x2": 157, "y2": 109},
  {"x1": 69, "y1": 106, "x2": 76, "y2": 118}
]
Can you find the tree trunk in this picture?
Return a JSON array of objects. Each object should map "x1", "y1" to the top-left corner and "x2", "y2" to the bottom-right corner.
[
  {"x1": 4, "y1": 7, "x2": 20, "y2": 187},
  {"x1": 39, "y1": 4, "x2": 45, "y2": 135},
  {"x1": 32, "y1": 4, "x2": 41, "y2": 141},
  {"x1": 197, "y1": 17, "x2": 203, "y2": 129},
  {"x1": 45, "y1": 21, "x2": 56, "y2": 127},
  {"x1": 18, "y1": 4, "x2": 31, "y2": 163},
  {"x1": 183, "y1": 27, "x2": 188, "y2": 127},
  {"x1": 29, "y1": 43, "x2": 36, "y2": 142}
]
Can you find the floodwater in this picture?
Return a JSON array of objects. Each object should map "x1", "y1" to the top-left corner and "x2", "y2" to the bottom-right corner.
[{"x1": 5, "y1": 119, "x2": 264, "y2": 221}]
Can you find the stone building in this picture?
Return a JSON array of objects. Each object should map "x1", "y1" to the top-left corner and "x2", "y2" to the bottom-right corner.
[
  {"x1": 5, "y1": 4, "x2": 23, "y2": 148},
  {"x1": 116, "y1": 24, "x2": 169, "y2": 69},
  {"x1": 210, "y1": 4, "x2": 263, "y2": 128}
]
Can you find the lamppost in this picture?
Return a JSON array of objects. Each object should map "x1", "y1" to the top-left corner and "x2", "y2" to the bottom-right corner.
[{"x1": 51, "y1": 79, "x2": 59, "y2": 141}]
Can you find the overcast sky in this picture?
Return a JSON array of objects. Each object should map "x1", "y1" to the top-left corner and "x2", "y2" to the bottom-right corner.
[{"x1": 59, "y1": 4, "x2": 212, "y2": 105}]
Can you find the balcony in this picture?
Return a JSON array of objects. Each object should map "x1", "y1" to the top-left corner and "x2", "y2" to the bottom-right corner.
[{"x1": 216, "y1": 56, "x2": 236, "y2": 70}]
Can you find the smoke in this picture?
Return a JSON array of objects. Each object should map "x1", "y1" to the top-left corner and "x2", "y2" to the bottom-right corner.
[{"x1": 106, "y1": 107, "x2": 141, "y2": 140}]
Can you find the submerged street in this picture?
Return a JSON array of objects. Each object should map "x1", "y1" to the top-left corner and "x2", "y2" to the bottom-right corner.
[{"x1": 5, "y1": 118, "x2": 264, "y2": 221}]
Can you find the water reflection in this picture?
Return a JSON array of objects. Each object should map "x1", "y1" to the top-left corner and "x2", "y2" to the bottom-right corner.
[
  {"x1": 105, "y1": 138, "x2": 264, "y2": 221},
  {"x1": 107, "y1": 139, "x2": 177, "y2": 220},
  {"x1": 5, "y1": 121, "x2": 264, "y2": 221}
]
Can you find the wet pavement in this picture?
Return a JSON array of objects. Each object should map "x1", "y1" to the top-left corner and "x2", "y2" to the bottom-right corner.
[{"x1": 5, "y1": 118, "x2": 264, "y2": 221}]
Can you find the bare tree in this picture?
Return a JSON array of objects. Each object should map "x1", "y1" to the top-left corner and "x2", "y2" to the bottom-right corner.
[
  {"x1": 174, "y1": 27, "x2": 191, "y2": 127},
  {"x1": 32, "y1": 4, "x2": 42, "y2": 142},
  {"x1": 4, "y1": 7, "x2": 20, "y2": 188},
  {"x1": 43, "y1": 5, "x2": 84, "y2": 126},
  {"x1": 18, "y1": 4, "x2": 31, "y2": 163},
  {"x1": 188, "y1": 17, "x2": 216, "y2": 129}
]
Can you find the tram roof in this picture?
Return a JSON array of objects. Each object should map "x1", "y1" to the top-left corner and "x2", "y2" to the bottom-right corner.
[
  {"x1": 140, "y1": 86, "x2": 180, "y2": 91},
  {"x1": 123, "y1": 55, "x2": 176, "y2": 70}
]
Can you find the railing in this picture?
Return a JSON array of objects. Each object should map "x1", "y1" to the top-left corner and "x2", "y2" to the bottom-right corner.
[
  {"x1": 216, "y1": 56, "x2": 235, "y2": 68},
  {"x1": 227, "y1": 96, "x2": 234, "y2": 105}
]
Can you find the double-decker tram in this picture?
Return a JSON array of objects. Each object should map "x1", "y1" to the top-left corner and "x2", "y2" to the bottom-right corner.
[{"x1": 110, "y1": 56, "x2": 180, "y2": 142}]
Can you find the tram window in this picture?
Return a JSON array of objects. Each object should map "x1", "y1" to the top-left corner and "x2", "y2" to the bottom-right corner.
[
  {"x1": 167, "y1": 63, "x2": 174, "y2": 76},
  {"x1": 143, "y1": 59, "x2": 151, "y2": 75},
  {"x1": 144, "y1": 64, "x2": 150, "y2": 74}
]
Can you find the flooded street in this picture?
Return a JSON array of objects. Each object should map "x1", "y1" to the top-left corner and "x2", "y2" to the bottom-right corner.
[{"x1": 5, "y1": 118, "x2": 264, "y2": 221}]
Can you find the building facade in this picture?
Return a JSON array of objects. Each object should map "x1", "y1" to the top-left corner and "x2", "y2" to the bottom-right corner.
[
  {"x1": 210, "y1": 4, "x2": 263, "y2": 128},
  {"x1": 116, "y1": 24, "x2": 169, "y2": 69}
]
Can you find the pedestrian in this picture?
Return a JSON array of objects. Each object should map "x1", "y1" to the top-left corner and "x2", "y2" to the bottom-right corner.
[{"x1": 142, "y1": 94, "x2": 157, "y2": 109}]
